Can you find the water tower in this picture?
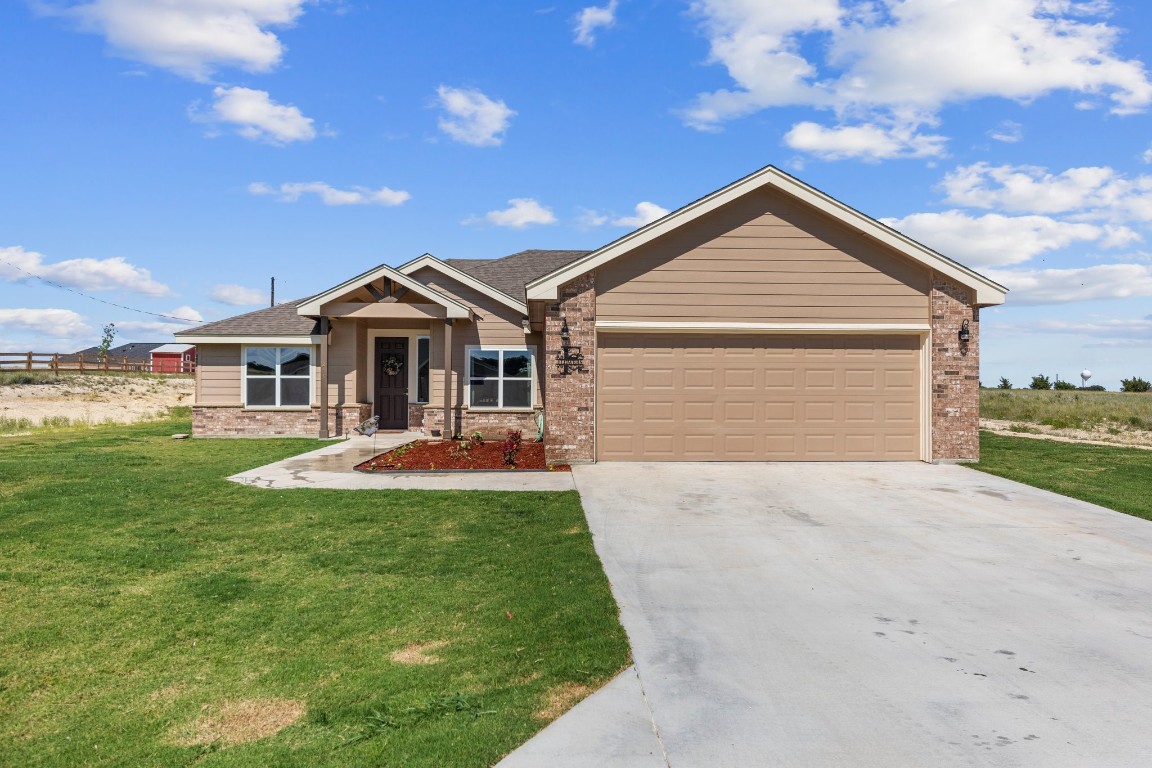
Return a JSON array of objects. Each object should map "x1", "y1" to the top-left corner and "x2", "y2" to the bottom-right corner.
[{"x1": 1081, "y1": 369, "x2": 1092, "y2": 388}]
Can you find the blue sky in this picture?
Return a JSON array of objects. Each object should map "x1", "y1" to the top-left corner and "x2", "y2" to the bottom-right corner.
[{"x1": 2, "y1": 0, "x2": 1151, "y2": 389}]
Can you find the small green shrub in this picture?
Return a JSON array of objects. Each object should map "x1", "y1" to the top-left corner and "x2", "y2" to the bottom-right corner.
[
  {"x1": 1029, "y1": 375, "x2": 1052, "y2": 390},
  {"x1": 1053, "y1": 380, "x2": 1077, "y2": 390}
]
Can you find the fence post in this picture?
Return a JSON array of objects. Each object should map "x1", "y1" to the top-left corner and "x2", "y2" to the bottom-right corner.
[
  {"x1": 52, "y1": 353, "x2": 59, "y2": 373},
  {"x1": 26, "y1": 351, "x2": 32, "y2": 371}
]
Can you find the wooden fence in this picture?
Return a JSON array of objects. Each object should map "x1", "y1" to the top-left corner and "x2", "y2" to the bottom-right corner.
[{"x1": 0, "y1": 352, "x2": 195, "y2": 375}]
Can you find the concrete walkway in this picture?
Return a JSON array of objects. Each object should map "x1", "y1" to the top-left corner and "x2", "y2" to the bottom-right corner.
[
  {"x1": 499, "y1": 461, "x2": 1152, "y2": 767},
  {"x1": 227, "y1": 433, "x2": 576, "y2": 491}
]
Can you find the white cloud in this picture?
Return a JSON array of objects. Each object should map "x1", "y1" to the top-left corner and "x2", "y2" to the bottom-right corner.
[
  {"x1": 1009, "y1": 315, "x2": 1152, "y2": 339},
  {"x1": 166, "y1": 305, "x2": 203, "y2": 323},
  {"x1": 942, "y1": 162, "x2": 1152, "y2": 222},
  {"x1": 248, "y1": 181, "x2": 410, "y2": 206},
  {"x1": 783, "y1": 120, "x2": 947, "y2": 160},
  {"x1": 613, "y1": 201, "x2": 670, "y2": 228},
  {"x1": 0, "y1": 245, "x2": 172, "y2": 296},
  {"x1": 574, "y1": 0, "x2": 618, "y2": 47},
  {"x1": 575, "y1": 208, "x2": 610, "y2": 229},
  {"x1": 478, "y1": 198, "x2": 557, "y2": 228},
  {"x1": 1144, "y1": 144, "x2": 1152, "y2": 164},
  {"x1": 435, "y1": 85, "x2": 515, "y2": 147},
  {"x1": 64, "y1": 0, "x2": 307, "y2": 81},
  {"x1": 882, "y1": 211, "x2": 1120, "y2": 267},
  {"x1": 211, "y1": 284, "x2": 267, "y2": 306},
  {"x1": 198, "y1": 86, "x2": 316, "y2": 145},
  {"x1": 984, "y1": 264, "x2": 1152, "y2": 304},
  {"x1": 0, "y1": 308, "x2": 90, "y2": 338},
  {"x1": 685, "y1": 0, "x2": 1152, "y2": 151},
  {"x1": 988, "y1": 120, "x2": 1024, "y2": 143}
]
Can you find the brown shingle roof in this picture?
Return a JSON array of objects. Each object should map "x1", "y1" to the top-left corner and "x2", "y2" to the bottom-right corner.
[
  {"x1": 445, "y1": 250, "x2": 590, "y2": 301},
  {"x1": 175, "y1": 299, "x2": 319, "y2": 337}
]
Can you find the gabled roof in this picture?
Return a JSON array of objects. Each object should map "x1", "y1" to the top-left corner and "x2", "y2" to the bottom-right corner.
[
  {"x1": 399, "y1": 250, "x2": 590, "y2": 309},
  {"x1": 74, "y1": 342, "x2": 165, "y2": 358},
  {"x1": 398, "y1": 253, "x2": 529, "y2": 314},
  {"x1": 175, "y1": 299, "x2": 319, "y2": 338},
  {"x1": 526, "y1": 165, "x2": 1008, "y2": 307},
  {"x1": 295, "y1": 262, "x2": 471, "y2": 319}
]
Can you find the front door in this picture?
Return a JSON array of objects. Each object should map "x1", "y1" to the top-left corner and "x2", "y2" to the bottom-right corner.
[{"x1": 374, "y1": 337, "x2": 409, "y2": 430}]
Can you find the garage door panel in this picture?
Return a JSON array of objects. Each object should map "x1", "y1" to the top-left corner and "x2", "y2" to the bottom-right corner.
[{"x1": 597, "y1": 333, "x2": 921, "y2": 461}]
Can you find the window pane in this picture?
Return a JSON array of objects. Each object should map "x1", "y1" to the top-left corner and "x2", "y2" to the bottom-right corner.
[
  {"x1": 247, "y1": 378, "x2": 275, "y2": 406},
  {"x1": 280, "y1": 347, "x2": 310, "y2": 376},
  {"x1": 417, "y1": 337, "x2": 430, "y2": 403},
  {"x1": 470, "y1": 379, "x2": 499, "y2": 408},
  {"x1": 469, "y1": 350, "x2": 499, "y2": 378},
  {"x1": 503, "y1": 351, "x2": 531, "y2": 378},
  {"x1": 246, "y1": 347, "x2": 276, "y2": 376},
  {"x1": 504, "y1": 380, "x2": 531, "y2": 408},
  {"x1": 281, "y1": 378, "x2": 310, "y2": 406}
]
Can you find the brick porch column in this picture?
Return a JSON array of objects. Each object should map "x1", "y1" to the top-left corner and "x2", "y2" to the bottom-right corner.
[{"x1": 544, "y1": 274, "x2": 596, "y2": 464}]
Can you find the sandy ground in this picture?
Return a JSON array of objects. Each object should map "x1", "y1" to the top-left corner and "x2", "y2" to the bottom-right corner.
[
  {"x1": 0, "y1": 375, "x2": 195, "y2": 431},
  {"x1": 981, "y1": 417, "x2": 1152, "y2": 450}
]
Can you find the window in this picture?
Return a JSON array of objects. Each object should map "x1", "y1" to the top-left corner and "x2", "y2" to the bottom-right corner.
[
  {"x1": 245, "y1": 347, "x2": 311, "y2": 407},
  {"x1": 468, "y1": 348, "x2": 532, "y2": 409},
  {"x1": 416, "y1": 336, "x2": 430, "y2": 403}
]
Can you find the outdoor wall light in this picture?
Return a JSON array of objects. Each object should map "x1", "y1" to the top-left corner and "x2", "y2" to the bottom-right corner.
[
  {"x1": 958, "y1": 319, "x2": 971, "y2": 343},
  {"x1": 559, "y1": 319, "x2": 571, "y2": 341}
]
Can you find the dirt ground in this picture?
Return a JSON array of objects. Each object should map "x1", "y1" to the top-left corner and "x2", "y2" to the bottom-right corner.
[
  {"x1": 981, "y1": 418, "x2": 1152, "y2": 451},
  {"x1": 0, "y1": 375, "x2": 195, "y2": 431}
]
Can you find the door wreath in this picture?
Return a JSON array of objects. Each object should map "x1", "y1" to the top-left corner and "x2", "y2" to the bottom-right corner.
[{"x1": 381, "y1": 354, "x2": 404, "y2": 377}]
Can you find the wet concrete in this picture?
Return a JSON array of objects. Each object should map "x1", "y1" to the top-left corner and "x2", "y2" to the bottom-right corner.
[{"x1": 227, "y1": 433, "x2": 576, "y2": 491}]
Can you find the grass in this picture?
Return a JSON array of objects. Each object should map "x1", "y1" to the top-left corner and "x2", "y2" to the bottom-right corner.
[
  {"x1": 981, "y1": 388, "x2": 1152, "y2": 431},
  {"x1": 0, "y1": 419, "x2": 629, "y2": 767},
  {"x1": 972, "y1": 431, "x2": 1152, "y2": 521}
]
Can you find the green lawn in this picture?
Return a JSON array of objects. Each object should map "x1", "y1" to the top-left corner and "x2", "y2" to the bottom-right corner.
[
  {"x1": 972, "y1": 431, "x2": 1152, "y2": 521},
  {"x1": 0, "y1": 419, "x2": 629, "y2": 767}
]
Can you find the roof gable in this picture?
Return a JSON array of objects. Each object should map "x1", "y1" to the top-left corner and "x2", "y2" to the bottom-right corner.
[
  {"x1": 526, "y1": 166, "x2": 1007, "y2": 307},
  {"x1": 295, "y1": 262, "x2": 471, "y2": 319},
  {"x1": 400, "y1": 250, "x2": 590, "y2": 307}
]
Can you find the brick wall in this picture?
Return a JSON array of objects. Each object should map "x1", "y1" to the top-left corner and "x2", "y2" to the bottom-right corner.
[
  {"x1": 422, "y1": 406, "x2": 542, "y2": 440},
  {"x1": 544, "y1": 273, "x2": 596, "y2": 464},
  {"x1": 192, "y1": 404, "x2": 372, "y2": 438},
  {"x1": 930, "y1": 274, "x2": 980, "y2": 462},
  {"x1": 408, "y1": 403, "x2": 425, "y2": 431}
]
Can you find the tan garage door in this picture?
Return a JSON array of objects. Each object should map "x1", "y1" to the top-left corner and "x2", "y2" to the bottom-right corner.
[{"x1": 597, "y1": 333, "x2": 921, "y2": 461}]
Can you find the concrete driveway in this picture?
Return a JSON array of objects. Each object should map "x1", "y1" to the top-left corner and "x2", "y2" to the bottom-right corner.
[{"x1": 566, "y1": 462, "x2": 1152, "y2": 767}]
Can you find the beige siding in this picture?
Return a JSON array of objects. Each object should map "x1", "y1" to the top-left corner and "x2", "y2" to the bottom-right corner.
[
  {"x1": 326, "y1": 318, "x2": 358, "y2": 405},
  {"x1": 196, "y1": 344, "x2": 242, "y2": 405},
  {"x1": 411, "y1": 267, "x2": 542, "y2": 408},
  {"x1": 596, "y1": 188, "x2": 931, "y2": 324},
  {"x1": 597, "y1": 333, "x2": 922, "y2": 461}
]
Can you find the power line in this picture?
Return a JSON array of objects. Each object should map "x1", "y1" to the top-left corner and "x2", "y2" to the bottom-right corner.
[{"x1": 0, "y1": 254, "x2": 200, "y2": 323}]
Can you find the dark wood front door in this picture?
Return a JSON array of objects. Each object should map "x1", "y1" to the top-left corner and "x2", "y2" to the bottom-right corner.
[{"x1": 374, "y1": 337, "x2": 409, "y2": 430}]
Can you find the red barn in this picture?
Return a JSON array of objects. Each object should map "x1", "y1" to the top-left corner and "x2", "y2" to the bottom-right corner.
[{"x1": 150, "y1": 343, "x2": 196, "y2": 374}]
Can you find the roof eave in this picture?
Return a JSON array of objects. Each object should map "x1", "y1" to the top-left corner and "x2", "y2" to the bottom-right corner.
[{"x1": 296, "y1": 262, "x2": 472, "y2": 319}]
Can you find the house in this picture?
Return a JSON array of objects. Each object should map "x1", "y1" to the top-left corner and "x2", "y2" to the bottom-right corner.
[
  {"x1": 149, "y1": 343, "x2": 197, "y2": 374},
  {"x1": 175, "y1": 166, "x2": 1007, "y2": 463},
  {"x1": 75, "y1": 342, "x2": 165, "y2": 360}
]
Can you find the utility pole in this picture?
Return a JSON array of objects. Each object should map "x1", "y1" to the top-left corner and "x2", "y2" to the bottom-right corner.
[{"x1": 270, "y1": 277, "x2": 276, "y2": 307}]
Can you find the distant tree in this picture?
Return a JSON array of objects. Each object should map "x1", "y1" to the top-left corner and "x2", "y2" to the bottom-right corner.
[
  {"x1": 1029, "y1": 374, "x2": 1052, "y2": 390},
  {"x1": 97, "y1": 323, "x2": 116, "y2": 359},
  {"x1": 996, "y1": 377, "x2": 1012, "y2": 390},
  {"x1": 1120, "y1": 376, "x2": 1150, "y2": 393},
  {"x1": 1082, "y1": 385, "x2": 1106, "y2": 391},
  {"x1": 1053, "y1": 380, "x2": 1077, "y2": 390}
]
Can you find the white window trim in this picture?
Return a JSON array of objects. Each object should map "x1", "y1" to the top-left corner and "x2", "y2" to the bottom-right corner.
[
  {"x1": 465, "y1": 345, "x2": 536, "y2": 411},
  {"x1": 366, "y1": 331, "x2": 431, "y2": 406},
  {"x1": 241, "y1": 345, "x2": 315, "y2": 409}
]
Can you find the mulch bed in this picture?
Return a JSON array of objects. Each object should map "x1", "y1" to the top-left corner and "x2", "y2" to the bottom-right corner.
[{"x1": 355, "y1": 439, "x2": 570, "y2": 472}]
